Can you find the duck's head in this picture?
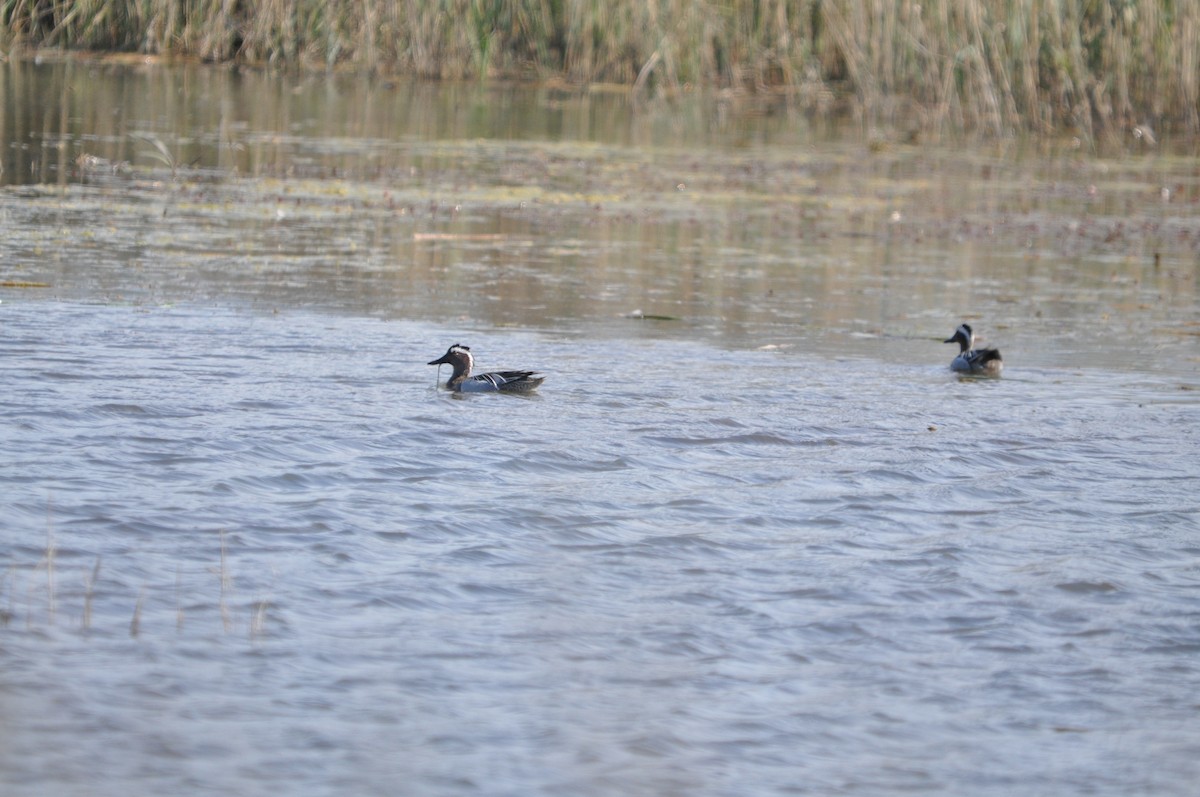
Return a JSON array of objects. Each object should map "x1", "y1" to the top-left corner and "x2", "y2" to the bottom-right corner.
[
  {"x1": 943, "y1": 323, "x2": 974, "y2": 351},
  {"x1": 428, "y1": 344, "x2": 473, "y2": 372}
]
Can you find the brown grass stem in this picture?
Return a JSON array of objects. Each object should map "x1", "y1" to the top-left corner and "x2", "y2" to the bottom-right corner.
[
  {"x1": 43, "y1": 497, "x2": 56, "y2": 624},
  {"x1": 219, "y1": 529, "x2": 232, "y2": 632},
  {"x1": 129, "y1": 588, "x2": 143, "y2": 637},
  {"x1": 81, "y1": 555, "x2": 101, "y2": 630},
  {"x1": 1, "y1": 1, "x2": 1197, "y2": 134}
]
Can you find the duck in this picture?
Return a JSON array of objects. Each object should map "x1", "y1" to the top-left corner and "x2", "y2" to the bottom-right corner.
[
  {"x1": 944, "y1": 323, "x2": 1003, "y2": 376},
  {"x1": 428, "y1": 344, "x2": 545, "y2": 393}
]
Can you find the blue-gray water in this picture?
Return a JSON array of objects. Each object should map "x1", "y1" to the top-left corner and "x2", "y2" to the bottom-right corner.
[{"x1": 3, "y1": 299, "x2": 1198, "y2": 796}]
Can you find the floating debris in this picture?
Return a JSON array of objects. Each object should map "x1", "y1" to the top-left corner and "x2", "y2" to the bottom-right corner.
[
  {"x1": 625, "y1": 310, "x2": 679, "y2": 321},
  {"x1": 413, "y1": 232, "x2": 508, "y2": 241}
]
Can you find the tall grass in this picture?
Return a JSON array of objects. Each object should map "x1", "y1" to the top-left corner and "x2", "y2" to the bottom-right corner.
[{"x1": 2, "y1": 0, "x2": 1198, "y2": 134}]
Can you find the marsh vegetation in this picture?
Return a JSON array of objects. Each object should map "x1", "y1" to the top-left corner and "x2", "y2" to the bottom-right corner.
[{"x1": 3, "y1": 0, "x2": 1199, "y2": 136}]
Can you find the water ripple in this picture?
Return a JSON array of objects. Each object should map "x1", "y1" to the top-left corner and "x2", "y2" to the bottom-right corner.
[{"x1": 2, "y1": 302, "x2": 1199, "y2": 797}]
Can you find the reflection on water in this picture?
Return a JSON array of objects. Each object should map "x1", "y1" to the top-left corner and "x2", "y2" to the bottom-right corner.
[
  {"x1": 1, "y1": 60, "x2": 1197, "y2": 375},
  {"x1": 0, "y1": 56, "x2": 826, "y2": 186},
  {"x1": 1, "y1": 58, "x2": 1199, "y2": 797}
]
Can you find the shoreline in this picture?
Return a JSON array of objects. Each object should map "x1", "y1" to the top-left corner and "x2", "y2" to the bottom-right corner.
[{"x1": 4, "y1": 0, "x2": 1199, "y2": 138}]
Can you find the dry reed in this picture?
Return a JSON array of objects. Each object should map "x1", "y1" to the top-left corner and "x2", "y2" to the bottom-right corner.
[
  {"x1": 81, "y1": 555, "x2": 101, "y2": 630},
  {"x1": 1, "y1": 3, "x2": 1198, "y2": 131},
  {"x1": 2, "y1": 521, "x2": 265, "y2": 637}
]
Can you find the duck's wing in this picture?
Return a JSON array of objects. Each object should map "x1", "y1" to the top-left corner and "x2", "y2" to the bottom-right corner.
[
  {"x1": 502, "y1": 374, "x2": 545, "y2": 393},
  {"x1": 465, "y1": 370, "x2": 543, "y2": 392},
  {"x1": 960, "y1": 347, "x2": 1002, "y2": 375},
  {"x1": 969, "y1": 347, "x2": 1003, "y2": 365}
]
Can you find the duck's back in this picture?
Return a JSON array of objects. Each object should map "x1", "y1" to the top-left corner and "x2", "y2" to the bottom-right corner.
[
  {"x1": 461, "y1": 370, "x2": 544, "y2": 392},
  {"x1": 953, "y1": 348, "x2": 1003, "y2": 375}
]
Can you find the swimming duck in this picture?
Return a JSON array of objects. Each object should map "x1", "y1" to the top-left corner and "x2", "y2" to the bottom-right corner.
[
  {"x1": 428, "y1": 344, "x2": 545, "y2": 393},
  {"x1": 944, "y1": 323, "x2": 1003, "y2": 376}
]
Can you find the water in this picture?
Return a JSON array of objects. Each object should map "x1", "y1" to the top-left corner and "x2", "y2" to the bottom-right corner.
[
  {"x1": 3, "y1": 59, "x2": 1200, "y2": 796},
  {"x1": 4, "y1": 300, "x2": 1198, "y2": 795}
]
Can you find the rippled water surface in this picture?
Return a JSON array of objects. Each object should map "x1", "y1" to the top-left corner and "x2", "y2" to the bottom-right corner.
[
  {"x1": 4, "y1": 300, "x2": 1198, "y2": 796},
  {"x1": 2, "y1": 59, "x2": 1200, "y2": 797}
]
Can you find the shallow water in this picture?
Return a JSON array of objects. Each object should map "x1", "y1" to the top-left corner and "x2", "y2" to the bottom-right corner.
[
  {"x1": 3, "y1": 300, "x2": 1198, "y2": 796},
  {"x1": 3, "y1": 59, "x2": 1200, "y2": 797}
]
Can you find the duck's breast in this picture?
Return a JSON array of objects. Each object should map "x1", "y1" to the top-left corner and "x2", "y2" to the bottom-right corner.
[{"x1": 950, "y1": 354, "x2": 972, "y2": 372}]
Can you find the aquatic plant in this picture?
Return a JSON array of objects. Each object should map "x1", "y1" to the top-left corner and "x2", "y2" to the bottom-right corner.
[
  {"x1": 0, "y1": 521, "x2": 269, "y2": 638},
  {"x1": 1, "y1": 0, "x2": 1198, "y2": 134}
]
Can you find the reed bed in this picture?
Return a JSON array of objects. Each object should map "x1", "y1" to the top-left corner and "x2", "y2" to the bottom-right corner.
[{"x1": 2, "y1": 0, "x2": 1198, "y2": 134}]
